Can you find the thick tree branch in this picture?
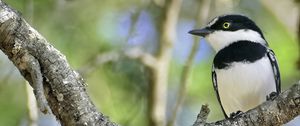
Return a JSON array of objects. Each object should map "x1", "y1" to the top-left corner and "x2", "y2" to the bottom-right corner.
[
  {"x1": 24, "y1": 1, "x2": 39, "y2": 126},
  {"x1": 2, "y1": 1, "x2": 299, "y2": 126},
  {"x1": 0, "y1": 1, "x2": 117, "y2": 126},
  {"x1": 193, "y1": 81, "x2": 300, "y2": 126}
]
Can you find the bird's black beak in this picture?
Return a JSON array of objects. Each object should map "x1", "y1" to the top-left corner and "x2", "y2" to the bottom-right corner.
[{"x1": 188, "y1": 27, "x2": 213, "y2": 37}]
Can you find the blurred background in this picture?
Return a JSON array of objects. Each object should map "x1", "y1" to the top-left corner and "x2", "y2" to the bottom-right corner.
[{"x1": 1, "y1": 0, "x2": 299, "y2": 126}]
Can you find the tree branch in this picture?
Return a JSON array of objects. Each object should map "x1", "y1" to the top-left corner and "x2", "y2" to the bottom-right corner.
[
  {"x1": 147, "y1": 0, "x2": 182, "y2": 126},
  {"x1": 167, "y1": 0, "x2": 211, "y2": 125},
  {"x1": 125, "y1": 47, "x2": 157, "y2": 68},
  {"x1": 78, "y1": 47, "x2": 156, "y2": 77},
  {"x1": 193, "y1": 81, "x2": 300, "y2": 126},
  {"x1": 2, "y1": 1, "x2": 299, "y2": 126},
  {"x1": 0, "y1": 1, "x2": 117, "y2": 126},
  {"x1": 193, "y1": 104, "x2": 210, "y2": 126}
]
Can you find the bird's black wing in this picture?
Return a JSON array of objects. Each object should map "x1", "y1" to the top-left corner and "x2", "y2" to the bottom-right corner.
[
  {"x1": 266, "y1": 49, "x2": 281, "y2": 93},
  {"x1": 212, "y1": 66, "x2": 228, "y2": 118}
]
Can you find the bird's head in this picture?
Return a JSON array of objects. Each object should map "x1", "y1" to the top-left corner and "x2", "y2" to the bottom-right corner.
[{"x1": 189, "y1": 14, "x2": 267, "y2": 51}]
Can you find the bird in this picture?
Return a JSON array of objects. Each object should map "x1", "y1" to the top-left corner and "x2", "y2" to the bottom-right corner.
[{"x1": 188, "y1": 14, "x2": 281, "y2": 118}]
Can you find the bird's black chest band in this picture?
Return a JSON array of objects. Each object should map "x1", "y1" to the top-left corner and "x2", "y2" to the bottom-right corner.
[{"x1": 213, "y1": 41, "x2": 267, "y2": 69}]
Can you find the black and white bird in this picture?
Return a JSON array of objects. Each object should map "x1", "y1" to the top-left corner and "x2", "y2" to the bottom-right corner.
[{"x1": 189, "y1": 14, "x2": 281, "y2": 118}]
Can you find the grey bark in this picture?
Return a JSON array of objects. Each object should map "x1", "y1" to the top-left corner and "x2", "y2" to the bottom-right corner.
[
  {"x1": 1, "y1": 1, "x2": 300, "y2": 126},
  {"x1": 0, "y1": 1, "x2": 117, "y2": 126}
]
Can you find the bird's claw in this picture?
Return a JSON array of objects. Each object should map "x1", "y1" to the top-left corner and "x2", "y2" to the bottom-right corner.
[
  {"x1": 229, "y1": 110, "x2": 243, "y2": 119},
  {"x1": 266, "y1": 92, "x2": 278, "y2": 101}
]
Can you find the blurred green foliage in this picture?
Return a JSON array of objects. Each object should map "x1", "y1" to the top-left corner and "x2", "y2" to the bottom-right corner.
[
  {"x1": 0, "y1": 0, "x2": 299, "y2": 126},
  {"x1": 0, "y1": 82, "x2": 26, "y2": 126}
]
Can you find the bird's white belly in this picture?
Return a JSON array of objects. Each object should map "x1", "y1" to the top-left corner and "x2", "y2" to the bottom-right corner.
[{"x1": 215, "y1": 56, "x2": 276, "y2": 115}]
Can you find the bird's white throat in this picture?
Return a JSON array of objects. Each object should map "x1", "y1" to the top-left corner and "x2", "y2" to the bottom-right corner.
[{"x1": 205, "y1": 29, "x2": 266, "y2": 51}]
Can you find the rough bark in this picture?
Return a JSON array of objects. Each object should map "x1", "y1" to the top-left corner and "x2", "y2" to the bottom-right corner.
[
  {"x1": 1, "y1": 1, "x2": 300, "y2": 126},
  {"x1": 0, "y1": 1, "x2": 117, "y2": 126},
  {"x1": 193, "y1": 81, "x2": 300, "y2": 126}
]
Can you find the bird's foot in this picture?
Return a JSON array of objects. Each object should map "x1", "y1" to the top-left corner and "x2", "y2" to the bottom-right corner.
[
  {"x1": 229, "y1": 110, "x2": 243, "y2": 119},
  {"x1": 266, "y1": 92, "x2": 279, "y2": 101}
]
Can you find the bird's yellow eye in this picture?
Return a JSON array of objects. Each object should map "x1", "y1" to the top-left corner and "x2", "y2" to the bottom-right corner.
[{"x1": 223, "y1": 22, "x2": 230, "y2": 29}]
